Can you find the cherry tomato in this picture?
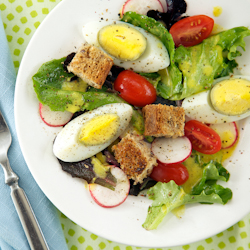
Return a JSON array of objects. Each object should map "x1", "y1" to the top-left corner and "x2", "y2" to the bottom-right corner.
[
  {"x1": 150, "y1": 161, "x2": 189, "y2": 186},
  {"x1": 184, "y1": 120, "x2": 221, "y2": 154},
  {"x1": 169, "y1": 15, "x2": 214, "y2": 47},
  {"x1": 114, "y1": 70, "x2": 157, "y2": 107}
]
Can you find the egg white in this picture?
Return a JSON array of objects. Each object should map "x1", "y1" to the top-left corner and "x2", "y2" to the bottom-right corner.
[
  {"x1": 82, "y1": 20, "x2": 170, "y2": 73},
  {"x1": 182, "y1": 75, "x2": 250, "y2": 124},
  {"x1": 53, "y1": 103, "x2": 133, "y2": 162}
]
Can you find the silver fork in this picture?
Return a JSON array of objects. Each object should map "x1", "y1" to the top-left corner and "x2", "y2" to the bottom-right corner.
[{"x1": 0, "y1": 109, "x2": 49, "y2": 250}]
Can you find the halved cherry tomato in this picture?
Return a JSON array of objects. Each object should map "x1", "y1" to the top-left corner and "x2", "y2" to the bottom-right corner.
[
  {"x1": 150, "y1": 161, "x2": 189, "y2": 185},
  {"x1": 114, "y1": 70, "x2": 157, "y2": 107},
  {"x1": 184, "y1": 120, "x2": 221, "y2": 154},
  {"x1": 169, "y1": 15, "x2": 214, "y2": 47}
]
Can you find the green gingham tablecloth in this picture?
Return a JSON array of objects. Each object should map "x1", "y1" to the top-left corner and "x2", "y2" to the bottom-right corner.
[{"x1": 1, "y1": 1, "x2": 250, "y2": 249}]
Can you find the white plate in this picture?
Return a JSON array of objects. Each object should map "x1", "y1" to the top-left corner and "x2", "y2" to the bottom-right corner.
[{"x1": 14, "y1": 0, "x2": 250, "y2": 248}]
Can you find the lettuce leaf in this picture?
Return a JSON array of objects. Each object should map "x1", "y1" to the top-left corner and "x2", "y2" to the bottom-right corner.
[
  {"x1": 217, "y1": 26, "x2": 250, "y2": 60},
  {"x1": 138, "y1": 72, "x2": 162, "y2": 89},
  {"x1": 121, "y1": 12, "x2": 250, "y2": 98},
  {"x1": 33, "y1": 58, "x2": 86, "y2": 112},
  {"x1": 32, "y1": 58, "x2": 145, "y2": 134},
  {"x1": 142, "y1": 181, "x2": 226, "y2": 230},
  {"x1": 32, "y1": 57, "x2": 74, "y2": 91},
  {"x1": 191, "y1": 161, "x2": 232, "y2": 204},
  {"x1": 122, "y1": 12, "x2": 250, "y2": 100},
  {"x1": 170, "y1": 27, "x2": 250, "y2": 100},
  {"x1": 121, "y1": 11, "x2": 183, "y2": 99},
  {"x1": 143, "y1": 161, "x2": 232, "y2": 230}
]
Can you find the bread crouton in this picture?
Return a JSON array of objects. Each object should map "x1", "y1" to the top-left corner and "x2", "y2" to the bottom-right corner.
[
  {"x1": 112, "y1": 133, "x2": 157, "y2": 184},
  {"x1": 67, "y1": 44, "x2": 113, "y2": 89},
  {"x1": 142, "y1": 104, "x2": 185, "y2": 138}
]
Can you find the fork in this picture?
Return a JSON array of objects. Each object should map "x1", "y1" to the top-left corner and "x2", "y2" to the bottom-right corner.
[{"x1": 0, "y1": 109, "x2": 49, "y2": 250}]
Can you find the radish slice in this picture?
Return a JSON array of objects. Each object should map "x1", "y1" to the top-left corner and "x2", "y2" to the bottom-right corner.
[
  {"x1": 121, "y1": 0, "x2": 164, "y2": 17},
  {"x1": 209, "y1": 122, "x2": 238, "y2": 149},
  {"x1": 158, "y1": 0, "x2": 167, "y2": 12},
  {"x1": 152, "y1": 136, "x2": 192, "y2": 164},
  {"x1": 89, "y1": 166, "x2": 130, "y2": 208},
  {"x1": 39, "y1": 103, "x2": 73, "y2": 127}
]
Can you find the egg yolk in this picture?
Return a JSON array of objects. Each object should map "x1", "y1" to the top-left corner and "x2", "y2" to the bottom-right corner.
[
  {"x1": 98, "y1": 23, "x2": 147, "y2": 61},
  {"x1": 210, "y1": 78, "x2": 250, "y2": 116},
  {"x1": 79, "y1": 113, "x2": 120, "y2": 145}
]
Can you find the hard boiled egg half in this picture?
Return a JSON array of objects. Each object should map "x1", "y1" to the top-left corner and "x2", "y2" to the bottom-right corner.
[
  {"x1": 82, "y1": 20, "x2": 170, "y2": 73},
  {"x1": 182, "y1": 75, "x2": 250, "y2": 124},
  {"x1": 53, "y1": 103, "x2": 133, "y2": 162}
]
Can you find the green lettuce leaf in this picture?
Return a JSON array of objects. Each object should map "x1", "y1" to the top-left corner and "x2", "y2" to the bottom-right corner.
[
  {"x1": 138, "y1": 72, "x2": 162, "y2": 89},
  {"x1": 121, "y1": 11, "x2": 183, "y2": 99},
  {"x1": 32, "y1": 58, "x2": 145, "y2": 134},
  {"x1": 37, "y1": 87, "x2": 85, "y2": 112},
  {"x1": 143, "y1": 160, "x2": 232, "y2": 230},
  {"x1": 121, "y1": 12, "x2": 250, "y2": 100},
  {"x1": 142, "y1": 181, "x2": 226, "y2": 230},
  {"x1": 170, "y1": 27, "x2": 250, "y2": 100},
  {"x1": 217, "y1": 26, "x2": 250, "y2": 60},
  {"x1": 32, "y1": 57, "x2": 74, "y2": 90},
  {"x1": 191, "y1": 161, "x2": 232, "y2": 204},
  {"x1": 33, "y1": 58, "x2": 87, "y2": 112}
]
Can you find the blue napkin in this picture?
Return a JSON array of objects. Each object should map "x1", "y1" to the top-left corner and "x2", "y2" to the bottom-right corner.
[{"x1": 0, "y1": 14, "x2": 68, "y2": 250}]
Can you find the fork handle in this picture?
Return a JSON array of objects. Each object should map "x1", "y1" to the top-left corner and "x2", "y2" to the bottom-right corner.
[{"x1": 10, "y1": 182, "x2": 50, "y2": 250}]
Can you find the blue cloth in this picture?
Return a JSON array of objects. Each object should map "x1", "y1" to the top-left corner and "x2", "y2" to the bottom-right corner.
[{"x1": 0, "y1": 14, "x2": 68, "y2": 250}]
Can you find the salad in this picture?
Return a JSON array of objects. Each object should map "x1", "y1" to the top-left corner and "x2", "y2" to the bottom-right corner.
[{"x1": 32, "y1": 0, "x2": 250, "y2": 230}]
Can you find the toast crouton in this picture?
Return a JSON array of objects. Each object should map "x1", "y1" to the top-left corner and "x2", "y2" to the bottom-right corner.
[
  {"x1": 67, "y1": 44, "x2": 113, "y2": 89},
  {"x1": 142, "y1": 104, "x2": 185, "y2": 138},
  {"x1": 112, "y1": 134, "x2": 157, "y2": 184}
]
